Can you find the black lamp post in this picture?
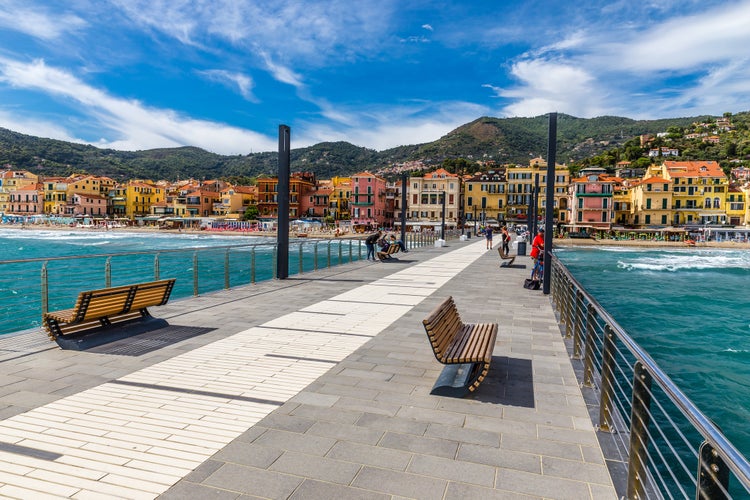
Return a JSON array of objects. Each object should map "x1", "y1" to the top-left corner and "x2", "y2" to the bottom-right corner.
[{"x1": 440, "y1": 191, "x2": 446, "y2": 238}]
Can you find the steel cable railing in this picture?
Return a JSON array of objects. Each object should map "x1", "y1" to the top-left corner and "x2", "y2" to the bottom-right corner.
[
  {"x1": 550, "y1": 253, "x2": 750, "y2": 499},
  {"x1": 0, "y1": 230, "x2": 452, "y2": 337}
]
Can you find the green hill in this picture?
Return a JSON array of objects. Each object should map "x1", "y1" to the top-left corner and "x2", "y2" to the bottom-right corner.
[{"x1": 1, "y1": 112, "x2": 747, "y2": 181}]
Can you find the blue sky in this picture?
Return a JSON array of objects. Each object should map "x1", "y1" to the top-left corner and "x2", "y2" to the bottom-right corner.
[{"x1": 0, "y1": 0, "x2": 749, "y2": 155}]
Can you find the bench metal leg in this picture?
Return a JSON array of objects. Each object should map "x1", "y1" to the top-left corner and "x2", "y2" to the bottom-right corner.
[{"x1": 431, "y1": 363, "x2": 477, "y2": 397}]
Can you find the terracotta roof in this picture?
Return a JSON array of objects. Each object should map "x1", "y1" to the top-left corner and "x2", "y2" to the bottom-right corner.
[{"x1": 663, "y1": 160, "x2": 724, "y2": 178}]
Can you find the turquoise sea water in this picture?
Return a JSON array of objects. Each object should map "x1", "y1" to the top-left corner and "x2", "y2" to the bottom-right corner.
[
  {"x1": 0, "y1": 228, "x2": 360, "y2": 335},
  {"x1": 556, "y1": 246, "x2": 750, "y2": 459}
]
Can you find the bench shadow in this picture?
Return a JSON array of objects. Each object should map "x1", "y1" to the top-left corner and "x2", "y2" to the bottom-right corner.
[
  {"x1": 467, "y1": 356, "x2": 535, "y2": 407},
  {"x1": 500, "y1": 263, "x2": 527, "y2": 269},
  {"x1": 55, "y1": 318, "x2": 215, "y2": 356}
]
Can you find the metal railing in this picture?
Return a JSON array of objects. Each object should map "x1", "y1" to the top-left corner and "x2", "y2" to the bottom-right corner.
[
  {"x1": 550, "y1": 253, "x2": 750, "y2": 499},
  {"x1": 0, "y1": 231, "x2": 452, "y2": 336}
]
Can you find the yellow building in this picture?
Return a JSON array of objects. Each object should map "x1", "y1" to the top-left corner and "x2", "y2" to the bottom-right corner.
[
  {"x1": 661, "y1": 161, "x2": 728, "y2": 225},
  {"x1": 463, "y1": 170, "x2": 506, "y2": 224},
  {"x1": 112, "y1": 180, "x2": 164, "y2": 219},
  {"x1": 329, "y1": 176, "x2": 351, "y2": 221},
  {"x1": 726, "y1": 185, "x2": 745, "y2": 226},
  {"x1": 630, "y1": 175, "x2": 672, "y2": 227},
  {"x1": 0, "y1": 170, "x2": 39, "y2": 214},
  {"x1": 217, "y1": 185, "x2": 256, "y2": 218},
  {"x1": 66, "y1": 175, "x2": 117, "y2": 197},
  {"x1": 42, "y1": 177, "x2": 70, "y2": 214},
  {"x1": 505, "y1": 158, "x2": 569, "y2": 223}
]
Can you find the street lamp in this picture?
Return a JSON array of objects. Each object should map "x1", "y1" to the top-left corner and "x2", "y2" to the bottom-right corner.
[{"x1": 440, "y1": 191, "x2": 446, "y2": 238}]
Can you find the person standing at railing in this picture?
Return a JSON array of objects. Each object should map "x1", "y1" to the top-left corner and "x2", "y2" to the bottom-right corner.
[{"x1": 530, "y1": 227, "x2": 544, "y2": 279}]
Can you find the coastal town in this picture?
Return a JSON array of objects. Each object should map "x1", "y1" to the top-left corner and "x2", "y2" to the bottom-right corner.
[{"x1": 1, "y1": 119, "x2": 750, "y2": 239}]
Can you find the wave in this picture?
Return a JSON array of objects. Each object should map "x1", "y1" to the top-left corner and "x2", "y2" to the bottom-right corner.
[{"x1": 616, "y1": 252, "x2": 750, "y2": 272}]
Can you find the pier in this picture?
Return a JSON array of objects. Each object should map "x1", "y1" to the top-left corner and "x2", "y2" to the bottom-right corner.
[{"x1": 0, "y1": 238, "x2": 617, "y2": 499}]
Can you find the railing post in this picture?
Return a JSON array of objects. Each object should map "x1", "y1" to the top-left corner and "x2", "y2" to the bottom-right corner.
[
  {"x1": 327, "y1": 242, "x2": 331, "y2": 268},
  {"x1": 697, "y1": 441, "x2": 730, "y2": 499},
  {"x1": 154, "y1": 254, "x2": 160, "y2": 281},
  {"x1": 314, "y1": 242, "x2": 319, "y2": 270},
  {"x1": 105, "y1": 257, "x2": 112, "y2": 288},
  {"x1": 338, "y1": 240, "x2": 342, "y2": 265},
  {"x1": 358, "y1": 239, "x2": 362, "y2": 260},
  {"x1": 598, "y1": 325, "x2": 617, "y2": 433},
  {"x1": 272, "y1": 244, "x2": 277, "y2": 278},
  {"x1": 627, "y1": 361, "x2": 653, "y2": 500},
  {"x1": 224, "y1": 248, "x2": 230, "y2": 289},
  {"x1": 41, "y1": 262, "x2": 49, "y2": 317},
  {"x1": 251, "y1": 247, "x2": 256, "y2": 283},
  {"x1": 193, "y1": 251, "x2": 199, "y2": 296},
  {"x1": 573, "y1": 291, "x2": 585, "y2": 359},
  {"x1": 565, "y1": 282, "x2": 578, "y2": 339},
  {"x1": 299, "y1": 243, "x2": 304, "y2": 275},
  {"x1": 583, "y1": 305, "x2": 597, "y2": 386},
  {"x1": 348, "y1": 240, "x2": 352, "y2": 263}
]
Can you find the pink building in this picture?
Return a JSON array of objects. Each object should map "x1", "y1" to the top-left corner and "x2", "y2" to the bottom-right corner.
[
  {"x1": 568, "y1": 171, "x2": 617, "y2": 229},
  {"x1": 350, "y1": 172, "x2": 387, "y2": 227},
  {"x1": 70, "y1": 193, "x2": 109, "y2": 217},
  {"x1": 9, "y1": 183, "x2": 43, "y2": 215}
]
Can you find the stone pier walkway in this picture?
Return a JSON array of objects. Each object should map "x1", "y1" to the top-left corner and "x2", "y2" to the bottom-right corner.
[{"x1": 0, "y1": 238, "x2": 616, "y2": 499}]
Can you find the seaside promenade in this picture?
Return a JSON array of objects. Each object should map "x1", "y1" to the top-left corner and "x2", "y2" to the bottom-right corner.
[{"x1": 0, "y1": 237, "x2": 617, "y2": 499}]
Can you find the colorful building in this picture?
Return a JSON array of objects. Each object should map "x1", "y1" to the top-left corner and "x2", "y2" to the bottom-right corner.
[
  {"x1": 506, "y1": 158, "x2": 570, "y2": 223},
  {"x1": 463, "y1": 170, "x2": 506, "y2": 224},
  {"x1": 350, "y1": 172, "x2": 387, "y2": 227},
  {"x1": 661, "y1": 161, "x2": 728, "y2": 226},
  {"x1": 568, "y1": 169, "x2": 617, "y2": 229}
]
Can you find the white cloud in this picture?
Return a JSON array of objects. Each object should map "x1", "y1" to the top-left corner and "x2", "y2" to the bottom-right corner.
[
  {"x1": 0, "y1": 2, "x2": 86, "y2": 41},
  {"x1": 0, "y1": 57, "x2": 276, "y2": 154},
  {"x1": 612, "y1": 1, "x2": 750, "y2": 72},
  {"x1": 497, "y1": 59, "x2": 606, "y2": 117},
  {"x1": 422, "y1": 24, "x2": 433, "y2": 31},
  {"x1": 197, "y1": 69, "x2": 258, "y2": 102}
]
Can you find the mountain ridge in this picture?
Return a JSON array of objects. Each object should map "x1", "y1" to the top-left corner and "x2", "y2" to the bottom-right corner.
[{"x1": 0, "y1": 112, "x2": 740, "y2": 181}]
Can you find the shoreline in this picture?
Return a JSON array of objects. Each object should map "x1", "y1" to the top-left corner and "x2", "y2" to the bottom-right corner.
[{"x1": 4, "y1": 223, "x2": 750, "y2": 248}]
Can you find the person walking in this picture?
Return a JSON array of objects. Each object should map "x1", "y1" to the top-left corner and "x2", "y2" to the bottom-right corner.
[
  {"x1": 485, "y1": 225, "x2": 493, "y2": 250},
  {"x1": 365, "y1": 230, "x2": 381, "y2": 261}
]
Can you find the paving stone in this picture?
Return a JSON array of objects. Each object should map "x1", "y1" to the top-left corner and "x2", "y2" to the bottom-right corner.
[
  {"x1": 355, "y1": 412, "x2": 429, "y2": 436},
  {"x1": 288, "y1": 479, "x2": 389, "y2": 500},
  {"x1": 444, "y1": 481, "x2": 540, "y2": 500},
  {"x1": 202, "y1": 463, "x2": 302, "y2": 498},
  {"x1": 351, "y1": 466, "x2": 448, "y2": 500},
  {"x1": 211, "y1": 442, "x2": 283, "y2": 469},
  {"x1": 326, "y1": 441, "x2": 412, "y2": 471},
  {"x1": 457, "y1": 442, "x2": 541, "y2": 473},
  {"x1": 378, "y1": 431, "x2": 459, "y2": 458},
  {"x1": 252, "y1": 429, "x2": 337, "y2": 456},
  {"x1": 158, "y1": 480, "x2": 241, "y2": 500},
  {"x1": 306, "y1": 420, "x2": 384, "y2": 445},
  {"x1": 268, "y1": 451, "x2": 361, "y2": 484},
  {"x1": 406, "y1": 454, "x2": 496, "y2": 487}
]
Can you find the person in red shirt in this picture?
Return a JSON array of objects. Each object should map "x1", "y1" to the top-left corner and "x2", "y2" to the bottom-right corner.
[{"x1": 530, "y1": 227, "x2": 545, "y2": 279}]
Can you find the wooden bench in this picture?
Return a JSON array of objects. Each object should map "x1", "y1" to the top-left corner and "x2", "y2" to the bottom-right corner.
[
  {"x1": 497, "y1": 247, "x2": 516, "y2": 267},
  {"x1": 422, "y1": 296, "x2": 498, "y2": 396},
  {"x1": 377, "y1": 244, "x2": 400, "y2": 260},
  {"x1": 43, "y1": 279, "x2": 176, "y2": 341}
]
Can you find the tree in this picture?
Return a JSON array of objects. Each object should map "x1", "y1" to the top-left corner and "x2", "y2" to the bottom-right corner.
[{"x1": 242, "y1": 206, "x2": 259, "y2": 221}]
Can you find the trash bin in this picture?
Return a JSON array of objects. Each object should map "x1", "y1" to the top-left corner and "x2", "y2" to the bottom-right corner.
[
  {"x1": 517, "y1": 241, "x2": 527, "y2": 256},
  {"x1": 466, "y1": 231, "x2": 471, "y2": 238}
]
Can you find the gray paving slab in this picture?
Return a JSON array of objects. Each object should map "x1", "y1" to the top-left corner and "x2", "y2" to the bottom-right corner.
[{"x1": 0, "y1": 238, "x2": 618, "y2": 499}]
